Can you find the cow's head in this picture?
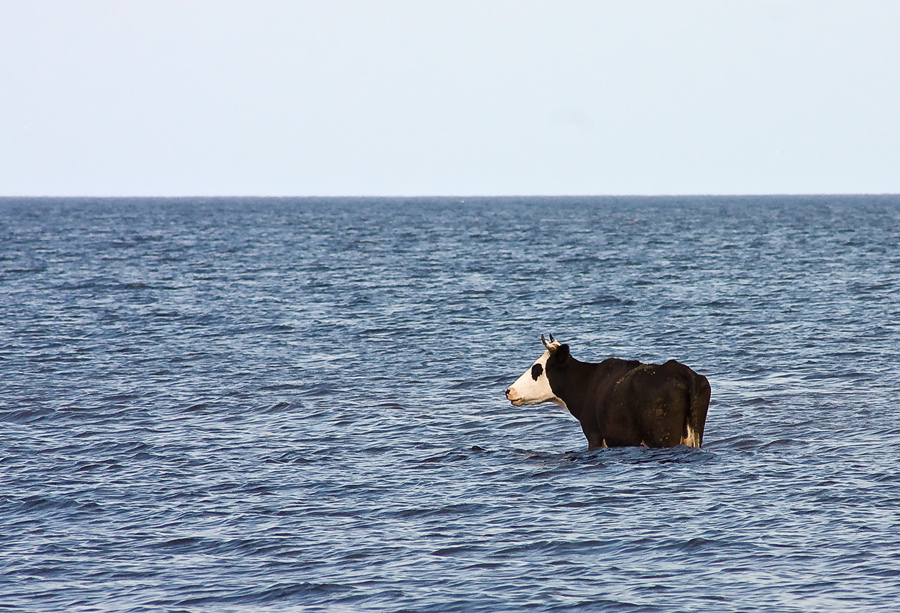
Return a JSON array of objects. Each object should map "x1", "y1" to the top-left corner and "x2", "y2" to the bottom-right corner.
[{"x1": 505, "y1": 334, "x2": 570, "y2": 408}]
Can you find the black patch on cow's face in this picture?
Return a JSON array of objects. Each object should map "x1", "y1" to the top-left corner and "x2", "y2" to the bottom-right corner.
[{"x1": 531, "y1": 363, "x2": 543, "y2": 380}]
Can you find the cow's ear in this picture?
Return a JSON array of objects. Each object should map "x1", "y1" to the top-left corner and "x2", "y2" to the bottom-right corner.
[{"x1": 551, "y1": 343, "x2": 570, "y2": 364}]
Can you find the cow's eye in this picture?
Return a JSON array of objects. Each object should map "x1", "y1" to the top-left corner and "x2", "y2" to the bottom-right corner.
[{"x1": 531, "y1": 363, "x2": 544, "y2": 380}]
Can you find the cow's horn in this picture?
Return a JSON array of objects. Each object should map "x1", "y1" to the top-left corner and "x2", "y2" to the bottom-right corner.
[{"x1": 541, "y1": 334, "x2": 557, "y2": 352}]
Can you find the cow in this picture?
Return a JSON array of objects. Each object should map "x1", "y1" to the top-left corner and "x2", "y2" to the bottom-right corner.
[{"x1": 505, "y1": 334, "x2": 711, "y2": 449}]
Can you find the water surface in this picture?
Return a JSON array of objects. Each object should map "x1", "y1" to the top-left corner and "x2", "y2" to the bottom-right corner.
[{"x1": 2, "y1": 196, "x2": 899, "y2": 611}]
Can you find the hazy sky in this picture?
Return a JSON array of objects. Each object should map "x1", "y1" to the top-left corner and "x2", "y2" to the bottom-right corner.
[{"x1": 2, "y1": 1, "x2": 899, "y2": 196}]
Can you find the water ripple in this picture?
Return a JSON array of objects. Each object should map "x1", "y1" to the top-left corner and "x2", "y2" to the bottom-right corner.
[{"x1": 1, "y1": 196, "x2": 899, "y2": 611}]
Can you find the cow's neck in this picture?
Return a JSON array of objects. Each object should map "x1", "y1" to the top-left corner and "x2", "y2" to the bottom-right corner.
[{"x1": 548, "y1": 357, "x2": 594, "y2": 421}]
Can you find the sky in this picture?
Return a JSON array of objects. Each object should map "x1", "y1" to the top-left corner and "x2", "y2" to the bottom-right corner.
[{"x1": 2, "y1": 0, "x2": 899, "y2": 197}]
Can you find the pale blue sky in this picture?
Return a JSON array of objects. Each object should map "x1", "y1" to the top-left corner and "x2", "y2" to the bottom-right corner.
[{"x1": 2, "y1": 0, "x2": 899, "y2": 196}]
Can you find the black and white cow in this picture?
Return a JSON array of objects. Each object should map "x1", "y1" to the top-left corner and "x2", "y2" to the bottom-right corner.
[{"x1": 505, "y1": 335, "x2": 711, "y2": 449}]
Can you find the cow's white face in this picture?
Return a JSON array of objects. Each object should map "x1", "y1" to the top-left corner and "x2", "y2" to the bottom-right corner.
[
  {"x1": 505, "y1": 346, "x2": 567, "y2": 409},
  {"x1": 506, "y1": 350, "x2": 553, "y2": 406}
]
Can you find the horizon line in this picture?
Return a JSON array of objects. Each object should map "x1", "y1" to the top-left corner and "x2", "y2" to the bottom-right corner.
[{"x1": 2, "y1": 192, "x2": 900, "y2": 199}]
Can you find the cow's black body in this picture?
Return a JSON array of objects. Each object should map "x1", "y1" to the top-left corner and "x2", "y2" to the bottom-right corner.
[{"x1": 545, "y1": 345, "x2": 711, "y2": 449}]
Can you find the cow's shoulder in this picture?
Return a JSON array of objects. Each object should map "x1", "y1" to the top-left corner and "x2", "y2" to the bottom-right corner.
[
  {"x1": 580, "y1": 358, "x2": 644, "y2": 400},
  {"x1": 595, "y1": 357, "x2": 643, "y2": 373}
]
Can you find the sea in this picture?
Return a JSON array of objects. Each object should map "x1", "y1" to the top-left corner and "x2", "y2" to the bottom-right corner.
[{"x1": 1, "y1": 195, "x2": 899, "y2": 612}]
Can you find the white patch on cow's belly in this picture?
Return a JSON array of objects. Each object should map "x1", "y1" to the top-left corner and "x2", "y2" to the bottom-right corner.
[{"x1": 681, "y1": 423, "x2": 697, "y2": 447}]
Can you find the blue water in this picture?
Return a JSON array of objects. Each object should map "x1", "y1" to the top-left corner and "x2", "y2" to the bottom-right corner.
[{"x1": 2, "y1": 195, "x2": 899, "y2": 611}]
